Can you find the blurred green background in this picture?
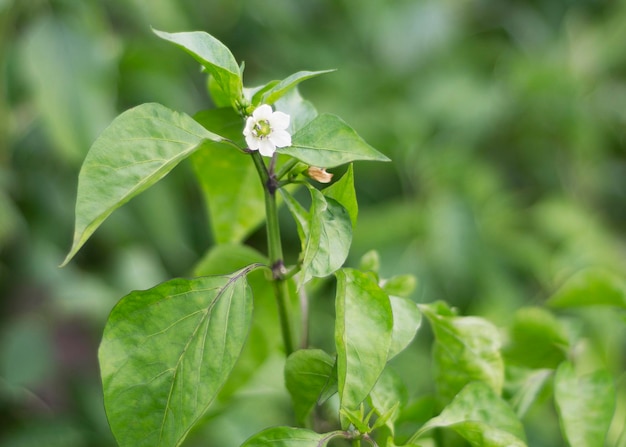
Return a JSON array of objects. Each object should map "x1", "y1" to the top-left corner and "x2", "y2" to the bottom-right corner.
[{"x1": 1, "y1": 0, "x2": 625, "y2": 446}]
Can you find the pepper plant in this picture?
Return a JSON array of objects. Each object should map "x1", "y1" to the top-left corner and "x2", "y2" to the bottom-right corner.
[{"x1": 62, "y1": 29, "x2": 622, "y2": 447}]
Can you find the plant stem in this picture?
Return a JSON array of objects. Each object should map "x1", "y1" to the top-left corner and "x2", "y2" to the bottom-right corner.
[{"x1": 251, "y1": 151, "x2": 295, "y2": 355}]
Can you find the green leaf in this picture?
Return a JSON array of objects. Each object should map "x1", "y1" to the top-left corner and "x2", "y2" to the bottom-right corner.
[
  {"x1": 300, "y1": 187, "x2": 352, "y2": 285},
  {"x1": 503, "y1": 307, "x2": 569, "y2": 369},
  {"x1": 279, "y1": 188, "x2": 309, "y2": 253},
  {"x1": 240, "y1": 427, "x2": 340, "y2": 447},
  {"x1": 284, "y1": 349, "x2": 335, "y2": 425},
  {"x1": 280, "y1": 114, "x2": 390, "y2": 168},
  {"x1": 153, "y1": 29, "x2": 243, "y2": 108},
  {"x1": 335, "y1": 269, "x2": 393, "y2": 413},
  {"x1": 260, "y1": 70, "x2": 336, "y2": 106},
  {"x1": 192, "y1": 108, "x2": 270, "y2": 243},
  {"x1": 359, "y1": 250, "x2": 381, "y2": 274},
  {"x1": 554, "y1": 362, "x2": 615, "y2": 447},
  {"x1": 322, "y1": 164, "x2": 358, "y2": 227},
  {"x1": 414, "y1": 382, "x2": 527, "y2": 447},
  {"x1": 548, "y1": 267, "x2": 626, "y2": 309},
  {"x1": 388, "y1": 296, "x2": 422, "y2": 360},
  {"x1": 62, "y1": 103, "x2": 224, "y2": 266},
  {"x1": 509, "y1": 368, "x2": 553, "y2": 418},
  {"x1": 369, "y1": 368, "x2": 407, "y2": 432},
  {"x1": 274, "y1": 87, "x2": 318, "y2": 134},
  {"x1": 420, "y1": 302, "x2": 504, "y2": 403},
  {"x1": 99, "y1": 269, "x2": 254, "y2": 447}
]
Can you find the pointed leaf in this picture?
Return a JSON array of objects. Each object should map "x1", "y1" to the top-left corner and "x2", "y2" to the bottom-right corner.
[
  {"x1": 300, "y1": 187, "x2": 352, "y2": 285},
  {"x1": 323, "y1": 164, "x2": 358, "y2": 227},
  {"x1": 335, "y1": 269, "x2": 393, "y2": 412},
  {"x1": 285, "y1": 349, "x2": 335, "y2": 425},
  {"x1": 280, "y1": 114, "x2": 390, "y2": 168},
  {"x1": 420, "y1": 302, "x2": 504, "y2": 403},
  {"x1": 99, "y1": 269, "x2": 254, "y2": 447},
  {"x1": 62, "y1": 103, "x2": 224, "y2": 266},
  {"x1": 555, "y1": 362, "x2": 615, "y2": 447},
  {"x1": 388, "y1": 295, "x2": 422, "y2": 360},
  {"x1": 260, "y1": 69, "x2": 336, "y2": 105},
  {"x1": 241, "y1": 427, "x2": 341, "y2": 447},
  {"x1": 274, "y1": 87, "x2": 318, "y2": 134},
  {"x1": 153, "y1": 29, "x2": 243, "y2": 107},
  {"x1": 369, "y1": 368, "x2": 408, "y2": 432},
  {"x1": 414, "y1": 382, "x2": 527, "y2": 447}
]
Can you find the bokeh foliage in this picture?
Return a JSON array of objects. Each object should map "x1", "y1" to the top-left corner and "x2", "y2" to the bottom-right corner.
[{"x1": 1, "y1": 1, "x2": 625, "y2": 446}]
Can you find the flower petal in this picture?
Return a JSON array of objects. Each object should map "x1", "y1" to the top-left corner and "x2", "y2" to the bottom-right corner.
[
  {"x1": 258, "y1": 138, "x2": 276, "y2": 157},
  {"x1": 270, "y1": 111, "x2": 290, "y2": 130},
  {"x1": 245, "y1": 134, "x2": 260, "y2": 150},
  {"x1": 270, "y1": 129, "x2": 292, "y2": 148},
  {"x1": 253, "y1": 104, "x2": 273, "y2": 121},
  {"x1": 243, "y1": 117, "x2": 255, "y2": 137}
]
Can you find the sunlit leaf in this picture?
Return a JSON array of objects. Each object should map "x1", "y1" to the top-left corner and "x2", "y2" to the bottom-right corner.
[
  {"x1": 383, "y1": 274, "x2": 418, "y2": 298},
  {"x1": 241, "y1": 427, "x2": 340, "y2": 447},
  {"x1": 280, "y1": 114, "x2": 390, "y2": 168},
  {"x1": 99, "y1": 269, "x2": 254, "y2": 447},
  {"x1": 300, "y1": 187, "x2": 352, "y2": 285},
  {"x1": 153, "y1": 29, "x2": 243, "y2": 108},
  {"x1": 369, "y1": 368, "x2": 407, "y2": 432},
  {"x1": 554, "y1": 362, "x2": 615, "y2": 447},
  {"x1": 548, "y1": 268, "x2": 626, "y2": 309},
  {"x1": 412, "y1": 382, "x2": 527, "y2": 447},
  {"x1": 284, "y1": 349, "x2": 335, "y2": 425},
  {"x1": 420, "y1": 302, "x2": 504, "y2": 403},
  {"x1": 388, "y1": 295, "x2": 422, "y2": 359},
  {"x1": 323, "y1": 164, "x2": 358, "y2": 227},
  {"x1": 62, "y1": 103, "x2": 224, "y2": 266},
  {"x1": 335, "y1": 269, "x2": 393, "y2": 413}
]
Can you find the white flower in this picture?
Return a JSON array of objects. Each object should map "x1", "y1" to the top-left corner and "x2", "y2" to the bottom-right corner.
[{"x1": 243, "y1": 104, "x2": 292, "y2": 157}]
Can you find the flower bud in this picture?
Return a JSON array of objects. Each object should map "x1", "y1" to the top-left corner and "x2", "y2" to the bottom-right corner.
[{"x1": 306, "y1": 167, "x2": 333, "y2": 183}]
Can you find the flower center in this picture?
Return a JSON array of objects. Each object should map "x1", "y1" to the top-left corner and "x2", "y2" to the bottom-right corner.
[{"x1": 253, "y1": 120, "x2": 272, "y2": 138}]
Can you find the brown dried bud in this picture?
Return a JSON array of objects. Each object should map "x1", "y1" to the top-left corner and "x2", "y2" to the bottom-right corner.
[{"x1": 306, "y1": 167, "x2": 333, "y2": 183}]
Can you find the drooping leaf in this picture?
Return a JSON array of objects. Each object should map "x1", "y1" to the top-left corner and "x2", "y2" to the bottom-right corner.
[
  {"x1": 62, "y1": 103, "x2": 224, "y2": 266},
  {"x1": 335, "y1": 269, "x2": 393, "y2": 413},
  {"x1": 153, "y1": 29, "x2": 243, "y2": 108},
  {"x1": 240, "y1": 427, "x2": 341, "y2": 447},
  {"x1": 548, "y1": 267, "x2": 626, "y2": 309},
  {"x1": 192, "y1": 108, "x2": 266, "y2": 243},
  {"x1": 554, "y1": 362, "x2": 615, "y2": 447},
  {"x1": 420, "y1": 302, "x2": 504, "y2": 403},
  {"x1": 279, "y1": 188, "x2": 309, "y2": 253},
  {"x1": 260, "y1": 70, "x2": 336, "y2": 106},
  {"x1": 284, "y1": 349, "x2": 335, "y2": 425},
  {"x1": 322, "y1": 164, "x2": 358, "y2": 227},
  {"x1": 280, "y1": 114, "x2": 390, "y2": 168},
  {"x1": 412, "y1": 382, "x2": 527, "y2": 447},
  {"x1": 503, "y1": 307, "x2": 569, "y2": 369},
  {"x1": 99, "y1": 269, "x2": 254, "y2": 447},
  {"x1": 388, "y1": 295, "x2": 422, "y2": 360},
  {"x1": 300, "y1": 187, "x2": 352, "y2": 285}
]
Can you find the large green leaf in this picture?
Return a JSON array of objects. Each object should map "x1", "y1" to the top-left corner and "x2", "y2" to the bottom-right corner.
[
  {"x1": 548, "y1": 267, "x2": 626, "y2": 309},
  {"x1": 280, "y1": 114, "x2": 390, "y2": 168},
  {"x1": 420, "y1": 302, "x2": 504, "y2": 403},
  {"x1": 192, "y1": 108, "x2": 265, "y2": 243},
  {"x1": 153, "y1": 29, "x2": 243, "y2": 107},
  {"x1": 62, "y1": 103, "x2": 224, "y2": 266},
  {"x1": 411, "y1": 382, "x2": 527, "y2": 447},
  {"x1": 300, "y1": 187, "x2": 352, "y2": 285},
  {"x1": 284, "y1": 349, "x2": 335, "y2": 425},
  {"x1": 335, "y1": 269, "x2": 393, "y2": 413},
  {"x1": 241, "y1": 427, "x2": 341, "y2": 447},
  {"x1": 99, "y1": 270, "x2": 254, "y2": 447},
  {"x1": 322, "y1": 164, "x2": 358, "y2": 227},
  {"x1": 554, "y1": 362, "x2": 615, "y2": 447}
]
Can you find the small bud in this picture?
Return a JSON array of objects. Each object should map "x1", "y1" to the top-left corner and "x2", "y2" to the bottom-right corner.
[{"x1": 307, "y1": 167, "x2": 333, "y2": 183}]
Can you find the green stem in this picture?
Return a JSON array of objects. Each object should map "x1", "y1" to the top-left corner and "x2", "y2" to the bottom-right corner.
[{"x1": 251, "y1": 151, "x2": 295, "y2": 355}]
